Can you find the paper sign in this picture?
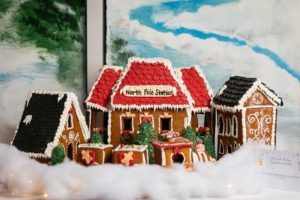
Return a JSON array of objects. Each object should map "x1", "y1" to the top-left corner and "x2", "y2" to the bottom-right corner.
[{"x1": 255, "y1": 149, "x2": 300, "y2": 192}]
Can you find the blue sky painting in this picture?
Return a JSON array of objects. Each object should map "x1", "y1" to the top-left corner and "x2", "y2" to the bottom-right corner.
[{"x1": 106, "y1": 0, "x2": 300, "y2": 152}]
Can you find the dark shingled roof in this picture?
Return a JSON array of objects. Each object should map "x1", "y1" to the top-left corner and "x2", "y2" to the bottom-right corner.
[
  {"x1": 213, "y1": 76, "x2": 282, "y2": 107},
  {"x1": 12, "y1": 93, "x2": 67, "y2": 154}
]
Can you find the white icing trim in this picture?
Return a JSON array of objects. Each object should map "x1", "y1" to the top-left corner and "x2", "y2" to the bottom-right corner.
[
  {"x1": 23, "y1": 115, "x2": 32, "y2": 125},
  {"x1": 110, "y1": 57, "x2": 191, "y2": 110},
  {"x1": 85, "y1": 66, "x2": 123, "y2": 111},
  {"x1": 12, "y1": 91, "x2": 90, "y2": 158},
  {"x1": 217, "y1": 114, "x2": 224, "y2": 136},
  {"x1": 219, "y1": 140, "x2": 224, "y2": 154},
  {"x1": 114, "y1": 144, "x2": 148, "y2": 152},
  {"x1": 271, "y1": 107, "x2": 276, "y2": 147},
  {"x1": 225, "y1": 118, "x2": 231, "y2": 136},
  {"x1": 170, "y1": 152, "x2": 186, "y2": 165},
  {"x1": 78, "y1": 143, "x2": 113, "y2": 149},
  {"x1": 242, "y1": 108, "x2": 247, "y2": 144},
  {"x1": 232, "y1": 115, "x2": 238, "y2": 138},
  {"x1": 107, "y1": 110, "x2": 112, "y2": 144}
]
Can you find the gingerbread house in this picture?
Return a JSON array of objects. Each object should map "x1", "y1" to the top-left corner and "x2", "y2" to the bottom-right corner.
[
  {"x1": 12, "y1": 91, "x2": 90, "y2": 163},
  {"x1": 151, "y1": 137, "x2": 193, "y2": 167},
  {"x1": 212, "y1": 76, "x2": 283, "y2": 159},
  {"x1": 85, "y1": 57, "x2": 212, "y2": 147}
]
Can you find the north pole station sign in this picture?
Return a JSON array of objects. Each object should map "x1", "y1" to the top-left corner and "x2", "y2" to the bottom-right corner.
[{"x1": 121, "y1": 85, "x2": 177, "y2": 97}]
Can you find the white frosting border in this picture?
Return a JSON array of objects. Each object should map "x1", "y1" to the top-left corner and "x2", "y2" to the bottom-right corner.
[{"x1": 12, "y1": 91, "x2": 90, "y2": 158}]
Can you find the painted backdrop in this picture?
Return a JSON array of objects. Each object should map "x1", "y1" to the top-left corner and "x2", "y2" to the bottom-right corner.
[
  {"x1": 106, "y1": 0, "x2": 300, "y2": 152},
  {"x1": 0, "y1": 0, "x2": 86, "y2": 141}
]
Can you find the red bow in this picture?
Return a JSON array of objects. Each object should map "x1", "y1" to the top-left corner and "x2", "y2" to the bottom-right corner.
[{"x1": 141, "y1": 116, "x2": 152, "y2": 123}]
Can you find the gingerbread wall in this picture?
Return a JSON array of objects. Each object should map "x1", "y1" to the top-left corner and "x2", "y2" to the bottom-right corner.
[
  {"x1": 59, "y1": 104, "x2": 88, "y2": 160},
  {"x1": 110, "y1": 109, "x2": 188, "y2": 147},
  {"x1": 215, "y1": 110, "x2": 243, "y2": 159}
]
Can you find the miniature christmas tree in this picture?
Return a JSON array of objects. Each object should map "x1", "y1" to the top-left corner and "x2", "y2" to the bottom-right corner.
[
  {"x1": 183, "y1": 126, "x2": 198, "y2": 151},
  {"x1": 90, "y1": 131, "x2": 104, "y2": 144},
  {"x1": 135, "y1": 122, "x2": 156, "y2": 164},
  {"x1": 51, "y1": 145, "x2": 65, "y2": 165},
  {"x1": 201, "y1": 133, "x2": 215, "y2": 158}
]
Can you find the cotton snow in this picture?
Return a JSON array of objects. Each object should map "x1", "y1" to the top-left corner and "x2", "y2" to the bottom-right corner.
[{"x1": 0, "y1": 143, "x2": 267, "y2": 200}]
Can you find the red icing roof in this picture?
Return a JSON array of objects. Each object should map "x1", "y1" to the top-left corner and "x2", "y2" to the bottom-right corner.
[
  {"x1": 111, "y1": 58, "x2": 190, "y2": 109},
  {"x1": 179, "y1": 66, "x2": 212, "y2": 111},
  {"x1": 85, "y1": 66, "x2": 123, "y2": 111}
]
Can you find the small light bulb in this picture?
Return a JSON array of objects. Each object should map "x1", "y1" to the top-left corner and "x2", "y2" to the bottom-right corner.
[
  {"x1": 28, "y1": 179, "x2": 32, "y2": 184},
  {"x1": 227, "y1": 184, "x2": 233, "y2": 188},
  {"x1": 43, "y1": 193, "x2": 48, "y2": 198}
]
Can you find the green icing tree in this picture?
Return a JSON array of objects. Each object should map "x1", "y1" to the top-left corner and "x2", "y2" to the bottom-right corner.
[
  {"x1": 201, "y1": 133, "x2": 216, "y2": 158},
  {"x1": 109, "y1": 37, "x2": 136, "y2": 67},
  {"x1": 89, "y1": 131, "x2": 104, "y2": 144},
  {"x1": 183, "y1": 126, "x2": 198, "y2": 152},
  {"x1": 135, "y1": 122, "x2": 156, "y2": 164},
  {"x1": 51, "y1": 145, "x2": 65, "y2": 165}
]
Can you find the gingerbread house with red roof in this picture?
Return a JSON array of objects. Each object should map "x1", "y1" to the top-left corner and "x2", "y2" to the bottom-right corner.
[{"x1": 85, "y1": 57, "x2": 213, "y2": 148}]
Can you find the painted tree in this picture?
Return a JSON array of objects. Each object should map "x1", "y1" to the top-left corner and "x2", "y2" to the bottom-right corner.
[
  {"x1": 51, "y1": 145, "x2": 65, "y2": 165},
  {"x1": 135, "y1": 122, "x2": 156, "y2": 164},
  {"x1": 109, "y1": 37, "x2": 136, "y2": 67},
  {"x1": 200, "y1": 133, "x2": 216, "y2": 158},
  {"x1": 183, "y1": 126, "x2": 198, "y2": 151}
]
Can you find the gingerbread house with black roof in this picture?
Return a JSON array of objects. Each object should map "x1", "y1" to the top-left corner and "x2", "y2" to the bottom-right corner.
[
  {"x1": 212, "y1": 76, "x2": 283, "y2": 159},
  {"x1": 12, "y1": 91, "x2": 90, "y2": 163},
  {"x1": 85, "y1": 57, "x2": 213, "y2": 147}
]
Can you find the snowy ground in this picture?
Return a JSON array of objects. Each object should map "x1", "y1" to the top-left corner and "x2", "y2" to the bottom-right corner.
[{"x1": 0, "y1": 142, "x2": 299, "y2": 200}]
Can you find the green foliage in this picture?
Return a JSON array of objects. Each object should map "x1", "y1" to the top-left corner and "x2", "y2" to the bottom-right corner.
[
  {"x1": 120, "y1": 130, "x2": 134, "y2": 145},
  {"x1": 0, "y1": 0, "x2": 86, "y2": 87},
  {"x1": 199, "y1": 133, "x2": 216, "y2": 158},
  {"x1": 183, "y1": 126, "x2": 198, "y2": 147},
  {"x1": 109, "y1": 37, "x2": 136, "y2": 67},
  {"x1": 90, "y1": 131, "x2": 104, "y2": 143},
  {"x1": 0, "y1": 0, "x2": 12, "y2": 15},
  {"x1": 135, "y1": 122, "x2": 156, "y2": 164},
  {"x1": 51, "y1": 145, "x2": 65, "y2": 165}
]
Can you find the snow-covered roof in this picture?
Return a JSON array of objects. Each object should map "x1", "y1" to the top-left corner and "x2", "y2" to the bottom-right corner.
[{"x1": 12, "y1": 91, "x2": 90, "y2": 159}]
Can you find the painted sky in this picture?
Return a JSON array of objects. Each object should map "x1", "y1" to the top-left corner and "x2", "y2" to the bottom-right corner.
[{"x1": 107, "y1": 0, "x2": 300, "y2": 152}]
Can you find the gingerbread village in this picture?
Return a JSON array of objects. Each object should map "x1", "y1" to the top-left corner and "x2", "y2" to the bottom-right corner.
[{"x1": 11, "y1": 57, "x2": 283, "y2": 167}]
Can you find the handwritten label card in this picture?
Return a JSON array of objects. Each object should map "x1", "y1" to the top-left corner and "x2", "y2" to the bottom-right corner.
[{"x1": 255, "y1": 149, "x2": 300, "y2": 192}]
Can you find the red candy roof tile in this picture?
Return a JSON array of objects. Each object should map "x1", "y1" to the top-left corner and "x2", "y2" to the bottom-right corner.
[
  {"x1": 85, "y1": 66, "x2": 123, "y2": 111},
  {"x1": 178, "y1": 66, "x2": 213, "y2": 112},
  {"x1": 111, "y1": 58, "x2": 191, "y2": 110}
]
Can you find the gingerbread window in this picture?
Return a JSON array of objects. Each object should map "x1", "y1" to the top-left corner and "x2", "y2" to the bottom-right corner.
[
  {"x1": 122, "y1": 117, "x2": 133, "y2": 131},
  {"x1": 67, "y1": 114, "x2": 73, "y2": 129},
  {"x1": 218, "y1": 114, "x2": 224, "y2": 135},
  {"x1": 161, "y1": 118, "x2": 171, "y2": 131},
  {"x1": 232, "y1": 115, "x2": 238, "y2": 138},
  {"x1": 219, "y1": 140, "x2": 224, "y2": 154}
]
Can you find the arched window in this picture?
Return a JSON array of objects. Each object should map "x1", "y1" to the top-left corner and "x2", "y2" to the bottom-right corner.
[
  {"x1": 219, "y1": 140, "x2": 224, "y2": 154},
  {"x1": 232, "y1": 115, "x2": 238, "y2": 138},
  {"x1": 67, "y1": 114, "x2": 73, "y2": 129},
  {"x1": 218, "y1": 115, "x2": 224, "y2": 135},
  {"x1": 225, "y1": 118, "x2": 231, "y2": 136}
]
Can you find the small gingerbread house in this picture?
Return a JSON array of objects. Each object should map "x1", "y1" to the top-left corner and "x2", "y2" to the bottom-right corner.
[
  {"x1": 112, "y1": 145, "x2": 149, "y2": 166},
  {"x1": 212, "y1": 76, "x2": 283, "y2": 159},
  {"x1": 12, "y1": 91, "x2": 90, "y2": 162},
  {"x1": 85, "y1": 57, "x2": 212, "y2": 148},
  {"x1": 151, "y1": 137, "x2": 193, "y2": 167},
  {"x1": 77, "y1": 143, "x2": 113, "y2": 165}
]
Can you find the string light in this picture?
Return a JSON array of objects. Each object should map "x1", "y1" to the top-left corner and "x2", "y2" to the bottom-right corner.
[
  {"x1": 227, "y1": 183, "x2": 233, "y2": 188},
  {"x1": 28, "y1": 179, "x2": 33, "y2": 184},
  {"x1": 43, "y1": 193, "x2": 48, "y2": 198}
]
